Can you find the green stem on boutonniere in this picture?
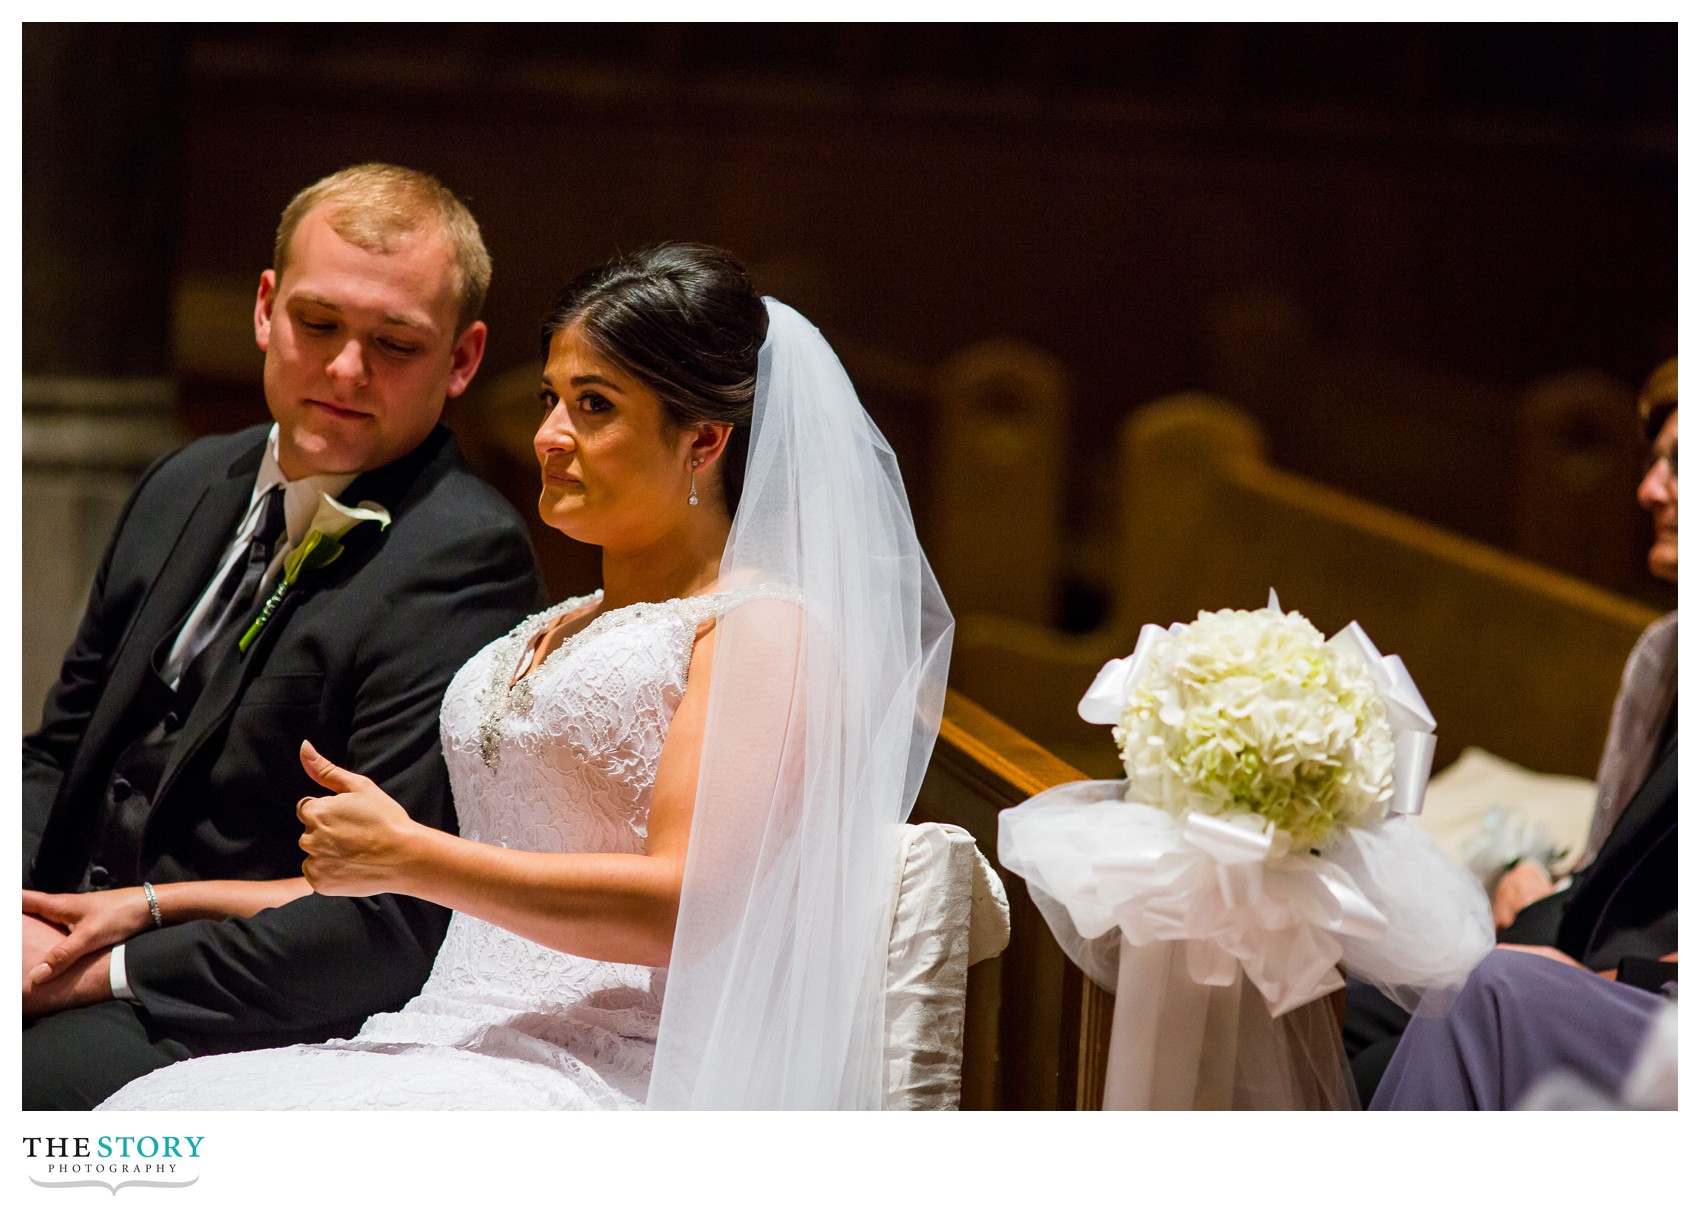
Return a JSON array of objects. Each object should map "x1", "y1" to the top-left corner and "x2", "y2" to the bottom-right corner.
[
  {"x1": 236, "y1": 496, "x2": 389, "y2": 654},
  {"x1": 238, "y1": 530, "x2": 347, "y2": 652}
]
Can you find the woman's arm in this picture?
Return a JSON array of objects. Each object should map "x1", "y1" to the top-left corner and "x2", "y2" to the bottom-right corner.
[
  {"x1": 22, "y1": 877, "x2": 311, "y2": 985},
  {"x1": 298, "y1": 625, "x2": 723, "y2": 969}
]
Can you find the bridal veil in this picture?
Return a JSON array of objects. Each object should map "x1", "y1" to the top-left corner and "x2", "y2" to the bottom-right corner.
[{"x1": 648, "y1": 300, "x2": 955, "y2": 1109}]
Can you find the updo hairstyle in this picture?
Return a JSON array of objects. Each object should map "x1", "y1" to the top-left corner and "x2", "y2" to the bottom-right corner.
[{"x1": 541, "y1": 243, "x2": 768, "y2": 516}]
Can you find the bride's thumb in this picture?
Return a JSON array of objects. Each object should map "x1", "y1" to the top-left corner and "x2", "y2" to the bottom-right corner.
[{"x1": 300, "y1": 739, "x2": 360, "y2": 792}]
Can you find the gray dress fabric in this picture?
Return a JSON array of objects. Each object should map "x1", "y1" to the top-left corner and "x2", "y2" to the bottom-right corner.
[
  {"x1": 1369, "y1": 948, "x2": 1665, "y2": 1110},
  {"x1": 1582, "y1": 614, "x2": 1677, "y2": 870}
]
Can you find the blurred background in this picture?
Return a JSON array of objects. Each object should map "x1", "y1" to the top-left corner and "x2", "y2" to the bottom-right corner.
[{"x1": 23, "y1": 22, "x2": 1677, "y2": 761}]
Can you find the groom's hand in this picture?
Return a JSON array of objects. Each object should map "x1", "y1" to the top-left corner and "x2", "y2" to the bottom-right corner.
[
  {"x1": 296, "y1": 740, "x2": 425, "y2": 898},
  {"x1": 23, "y1": 888, "x2": 153, "y2": 986},
  {"x1": 22, "y1": 913, "x2": 113, "y2": 1018},
  {"x1": 22, "y1": 911, "x2": 67, "y2": 993}
]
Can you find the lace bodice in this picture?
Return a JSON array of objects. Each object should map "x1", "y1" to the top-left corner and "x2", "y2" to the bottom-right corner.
[
  {"x1": 415, "y1": 583, "x2": 801, "y2": 1016},
  {"x1": 99, "y1": 583, "x2": 800, "y2": 1112}
]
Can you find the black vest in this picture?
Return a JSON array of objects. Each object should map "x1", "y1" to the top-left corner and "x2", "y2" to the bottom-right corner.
[{"x1": 79, "y1": 629, "x2": 210, "y2": 890}]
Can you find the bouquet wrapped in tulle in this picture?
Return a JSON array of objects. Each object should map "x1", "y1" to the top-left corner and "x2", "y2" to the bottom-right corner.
[{"x1": 998, "y1": 593, "x2": 1493, "y2": 1109}]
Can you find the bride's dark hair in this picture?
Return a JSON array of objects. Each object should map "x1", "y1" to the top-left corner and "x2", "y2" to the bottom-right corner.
[{"x1": 541, "y1": 243, "x2": 768, "y2": 516}]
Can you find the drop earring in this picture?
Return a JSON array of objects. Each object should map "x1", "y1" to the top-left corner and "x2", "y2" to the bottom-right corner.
[{"x1": 688, "y1": 458, "x2": 701, "y2": 507}]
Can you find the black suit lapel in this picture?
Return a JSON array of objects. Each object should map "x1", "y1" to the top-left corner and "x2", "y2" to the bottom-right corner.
[
  {"x1": 36, "y1": 440, "x2": 260, "y2": 887},
  {"x1": 1586, "y1": 735, "x2": 1677, "y2": 881},
  {"x1": 89, "y1": 455, "x2": 258, "y2": 753},
  {"x1": 1559, "y1": 738, "x2": 1678, "y2": 964}
]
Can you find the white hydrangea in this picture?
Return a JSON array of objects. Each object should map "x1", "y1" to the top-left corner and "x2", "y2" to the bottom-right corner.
[{"x1": 1114, "y1": 605, "x2": 1396, "y2": 851}]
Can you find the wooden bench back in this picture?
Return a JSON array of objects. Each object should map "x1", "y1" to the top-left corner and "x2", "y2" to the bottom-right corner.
[
  {"x1": 952, "y1": 394, "x2": 1657, "y2": 781},
  {"x1": 1113, "y1": 395, "x2": 1657, "y2": 777},
  {"x1": 1514, "y1": 369, "x2": 1648, "y2": 592},
  {"x1": 929, "y1": 340, "x2": 1071, "y2": 625}
]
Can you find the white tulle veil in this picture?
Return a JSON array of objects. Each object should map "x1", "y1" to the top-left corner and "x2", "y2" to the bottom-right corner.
[{"x1": 647, "y1": 299, "x2": 954, "y2": 1109}]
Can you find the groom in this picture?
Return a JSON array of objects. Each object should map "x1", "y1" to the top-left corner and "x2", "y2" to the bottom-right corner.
[{"x1": 22, "y1": 164, "x2": 546, "y2": 1108}]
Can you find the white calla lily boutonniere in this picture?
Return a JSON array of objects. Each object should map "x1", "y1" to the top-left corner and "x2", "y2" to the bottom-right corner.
[{"x1": 239, "y1": 495, "x2": 391, "y2": 652}]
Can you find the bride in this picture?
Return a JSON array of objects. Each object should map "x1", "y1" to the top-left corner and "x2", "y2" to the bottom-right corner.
[{"x1": 99, "y1": 243, "x2": 953, "y2": 1110}]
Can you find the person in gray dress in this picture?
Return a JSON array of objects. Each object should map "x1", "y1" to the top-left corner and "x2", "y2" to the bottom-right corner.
[{"x1": 1370, "y1": 362, "x2": 1678, "y2": 1111}]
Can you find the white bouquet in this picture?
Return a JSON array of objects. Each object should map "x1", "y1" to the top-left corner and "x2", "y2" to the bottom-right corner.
[
  {"x1": 998, "y1": 592, "x2": 1494, "y2": 1108},
  {"x1": 1091, "y1": 598, "x2": 1416, "y2": 851}
]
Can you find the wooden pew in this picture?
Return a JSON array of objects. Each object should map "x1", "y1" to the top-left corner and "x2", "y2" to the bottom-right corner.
[
  {"x1": 1203, "y1": 286, "x2": 1654, "y2": 600},
  {"x1": 1514, "y1": 369, "x2": 1648, "y2": 593},
  {"x1": 928, "y1": 340, "x2": 1071, "y2": 625},
  {"x1": 914, "y1": 689, "x2": 1109, "y2": 1110},
  {"x1": 951, "y1": 394, "x2": 1660, "y2": 782}
]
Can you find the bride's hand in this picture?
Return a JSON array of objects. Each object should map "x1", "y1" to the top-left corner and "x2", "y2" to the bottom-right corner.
[{"x1": 296, "y1": 740, "x2": 426, "y2": 898}]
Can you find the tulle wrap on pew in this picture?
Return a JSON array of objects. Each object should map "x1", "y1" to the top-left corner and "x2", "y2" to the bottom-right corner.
[
  {"x1": 999, "y1": 603, "x2": 1493, "y2": 1109},
  {"x1": 1002, "y1": 783, "x2": 1491, "y2": 1108}
]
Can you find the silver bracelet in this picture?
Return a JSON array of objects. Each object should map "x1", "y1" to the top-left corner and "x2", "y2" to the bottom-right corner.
[{"x1": 142, "y1": 881, "x2": 164, "y2": 929}]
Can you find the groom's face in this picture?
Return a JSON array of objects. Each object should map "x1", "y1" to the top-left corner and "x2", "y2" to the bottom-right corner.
[{"x1": 254, "y1": 204, "x2": 487, "y2": 479}]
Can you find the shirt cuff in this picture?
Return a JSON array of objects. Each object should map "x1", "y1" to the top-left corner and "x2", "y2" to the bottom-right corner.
[{"x1": 109, "y1": 943, "x2": 137, "y2": 1001}]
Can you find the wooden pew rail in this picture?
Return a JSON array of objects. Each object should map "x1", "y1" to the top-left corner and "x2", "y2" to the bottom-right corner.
[{"x1": 915, "y1": 689, "x2": 1110, "y2": 1110}]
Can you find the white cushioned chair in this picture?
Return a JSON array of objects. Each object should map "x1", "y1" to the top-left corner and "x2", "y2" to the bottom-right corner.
[{"x1": 881, "y1": 821, "x2": 1011, "y2": 1110}]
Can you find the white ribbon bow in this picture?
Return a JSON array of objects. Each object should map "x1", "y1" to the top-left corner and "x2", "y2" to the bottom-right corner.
[{"x1": 1002, "y1": 790, "x2": 1391, "y2": 1015}]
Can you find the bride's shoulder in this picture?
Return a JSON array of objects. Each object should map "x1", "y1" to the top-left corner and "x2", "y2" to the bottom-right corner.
[
  {"x1": 680, "y1": 581, "x2": 803, "y2": 633},
  {"x1": 683, "y1": 584, "x2": 805, "y2": 685}
]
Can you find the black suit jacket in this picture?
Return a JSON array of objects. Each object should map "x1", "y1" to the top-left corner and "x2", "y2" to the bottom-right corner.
[
  {"x1": 1556, "y1": 737, "x2": 1678, "y2": 972},
  {"x1": 1496, "y1": 734, "x2": 1678, "y2": 971},
  {"x1": 23, "y1": 422, "x2": 546, "y2": 1045}
]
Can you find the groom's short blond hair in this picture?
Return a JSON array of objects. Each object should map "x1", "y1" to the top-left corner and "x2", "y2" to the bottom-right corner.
[{"x1": 273, "y1": 163, "x2": 492, "y2": 334}]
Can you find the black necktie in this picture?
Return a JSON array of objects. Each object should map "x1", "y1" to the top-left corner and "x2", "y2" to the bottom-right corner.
[{"x1": 173, "y1": 485, "x2": 287, "y2": 697}]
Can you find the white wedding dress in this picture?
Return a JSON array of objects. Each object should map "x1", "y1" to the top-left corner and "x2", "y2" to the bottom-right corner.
[{"x1": 100, "y1": 584, "x2": 798, "y2": 1112}]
